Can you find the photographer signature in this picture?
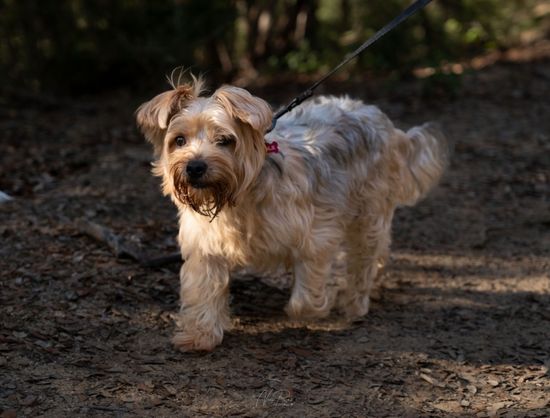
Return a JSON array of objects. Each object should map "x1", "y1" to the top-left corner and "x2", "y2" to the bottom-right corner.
[{"x1": 255, "y1": 388, "x2": 294, "y2": 407}]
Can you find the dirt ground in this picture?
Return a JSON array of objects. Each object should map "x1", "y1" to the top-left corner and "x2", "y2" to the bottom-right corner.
[{"x1": 1, "y1": 46, "x2": 549, "y2": 417}]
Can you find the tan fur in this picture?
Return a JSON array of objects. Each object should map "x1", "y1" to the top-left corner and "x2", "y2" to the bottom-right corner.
[{"x1": 137, "y1": 79, "x2": 448, "y2": 351}]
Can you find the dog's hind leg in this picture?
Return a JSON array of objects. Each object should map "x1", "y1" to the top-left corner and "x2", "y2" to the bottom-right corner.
[
  {"x1": 337, "y1": 210, "x2": 393, "y2": 319},
  {"x1": 285, "y1": 254, "x2": 334, "y2": 320}
]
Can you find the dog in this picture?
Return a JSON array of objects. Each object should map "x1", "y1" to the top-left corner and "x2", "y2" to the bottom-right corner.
[{"x1": 136, "y1": 77, "x2": 448, "y2": 351}]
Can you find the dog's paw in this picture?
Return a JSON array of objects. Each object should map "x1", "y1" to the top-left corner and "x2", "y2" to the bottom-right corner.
[
  {"x1": 285, "y1": 295, "x2": 330, "y2": 320},
  {"x1": 339, "y1": 295, "x2": 370, "y2": 319},
  {"x1": 171, "y1": 328, "x2": 223, "y2": 352}
]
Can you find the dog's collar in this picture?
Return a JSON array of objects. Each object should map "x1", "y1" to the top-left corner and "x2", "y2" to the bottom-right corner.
[{"x1": 265, "y1": 141, "x2": 279, "y2": 154}]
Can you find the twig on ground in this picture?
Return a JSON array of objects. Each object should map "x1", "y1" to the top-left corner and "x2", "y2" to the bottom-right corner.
[
  {"x1": 88, "y1": 405, "x2": 129, "y2": 413},
  {"x1": 140, "y1": 252, "x2": 182, "y2": 268},
  {"x1": 75, "y1": 219, "x2": 142, "y2": 261},
  {"x1": 75, "y1": 219, "x2": 183, "y2": 267}
]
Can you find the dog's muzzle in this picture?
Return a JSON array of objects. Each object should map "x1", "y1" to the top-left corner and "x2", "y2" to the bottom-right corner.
[{"x1": 186, "y1": 159, "x2": 208, "y2": 184}]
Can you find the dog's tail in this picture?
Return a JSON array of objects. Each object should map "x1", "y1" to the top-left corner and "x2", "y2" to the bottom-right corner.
[{"x1": 388, "y1": 122, "x2": 450, "y2": 206}]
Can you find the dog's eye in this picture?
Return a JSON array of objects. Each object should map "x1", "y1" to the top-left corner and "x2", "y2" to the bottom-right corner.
[
  {"x1": 217, "y1": 136, "x2": 235, "y2": 146},
  {"x1": 175, "y1": 135, "x2": 186, "y2": 147}
]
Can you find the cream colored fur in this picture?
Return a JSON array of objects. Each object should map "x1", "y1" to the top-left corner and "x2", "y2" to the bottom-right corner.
[{"x1": 136, "y1": 79, "x2": 448, "y2": 351}]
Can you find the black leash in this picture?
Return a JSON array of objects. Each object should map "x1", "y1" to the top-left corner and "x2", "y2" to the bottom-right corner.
[{"x1": 267, "y1": 0, "x2": 433, "y2": 133}]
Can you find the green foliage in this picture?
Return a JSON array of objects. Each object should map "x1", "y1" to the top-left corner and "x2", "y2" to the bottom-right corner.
[
  {"x1": 0, "y1": 0, "x2": 235, "y2": 93},
  {"x1": 421, "y1": 70, "x2": 463, "y2": 99},
  {"x1": 0, "y1": 0, "x2": 546, "y2": 94}
]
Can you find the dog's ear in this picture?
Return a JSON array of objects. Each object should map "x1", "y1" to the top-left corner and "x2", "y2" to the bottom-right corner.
[
  {"x1": 136, "y1": 84, "x2": 195, "y2": 155},
  {"x1": 214, "y1": 86, "x2": 272, "y2": 133}
]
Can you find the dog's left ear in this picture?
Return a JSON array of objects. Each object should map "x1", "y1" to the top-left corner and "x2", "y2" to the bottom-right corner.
[
  {"x1": 136, "y1": 84, "x2": 195, "y2": 155},
  {"x1": 214, "y1": 86, "x2": 272, "y2": 133}
]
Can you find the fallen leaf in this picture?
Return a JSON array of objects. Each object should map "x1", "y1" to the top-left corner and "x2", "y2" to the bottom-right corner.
[
  {"x1": 488, "y1": 401, "x2": 514, "y2": 416},
  {"x1": 288, "y1": 347, "x2": 313, "y2": 357},
  {"x1": 420, "y1": 373, "x2": 446, "y2": 388},
  {"x1": 19, "y1": 395, "x2": 38, "y2": 406},
  {"x1": 530, "y1": 398, "x2": 549, "y2": 409},
  {"x1": 432, "y1": 401, "x2": 461, "y2": 413}
]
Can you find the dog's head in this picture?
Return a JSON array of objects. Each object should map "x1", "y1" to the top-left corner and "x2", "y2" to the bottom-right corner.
[{"x1": 137, "y1": 78, "x2": 272, "y2": 218}]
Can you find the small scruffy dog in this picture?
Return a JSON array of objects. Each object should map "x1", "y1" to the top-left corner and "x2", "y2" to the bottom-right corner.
[{"x1": 136, "y1": 77, "x2": 448, "y2": 351}]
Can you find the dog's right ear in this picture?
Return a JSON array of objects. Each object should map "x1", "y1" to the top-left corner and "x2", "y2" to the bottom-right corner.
[{"x1": 136, "y1": 84, "x2": 195, "y2": 155}]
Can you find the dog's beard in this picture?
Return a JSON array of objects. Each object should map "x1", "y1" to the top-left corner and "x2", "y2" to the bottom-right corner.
[{"x1": 170, "y1": 164, "x2": 236, "y2": 219}]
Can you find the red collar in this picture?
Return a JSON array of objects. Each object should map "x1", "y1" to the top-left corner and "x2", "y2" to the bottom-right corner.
[{"x1": 265, "y1": 141, "x2": 279, "y2": 154}]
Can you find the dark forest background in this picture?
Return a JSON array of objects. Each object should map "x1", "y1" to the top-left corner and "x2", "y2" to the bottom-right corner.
[{"x1": 1, "y1": 0, "x2": 548, "y2": 95}]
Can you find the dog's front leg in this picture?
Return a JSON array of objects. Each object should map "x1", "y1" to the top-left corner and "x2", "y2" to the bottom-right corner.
[{"x1": 172, "y1": 255, "x2": 231, "y2": 351}]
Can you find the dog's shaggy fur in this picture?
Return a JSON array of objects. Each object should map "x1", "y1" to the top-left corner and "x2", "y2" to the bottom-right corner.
[{"x1": 137, "y1": 78, "x2": 448, "y2": 351}]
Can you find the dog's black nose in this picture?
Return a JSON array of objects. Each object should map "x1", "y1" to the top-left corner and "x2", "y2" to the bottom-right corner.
[{"x1": 186, "y1": 160, "x2": 208, "y2": 179}]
